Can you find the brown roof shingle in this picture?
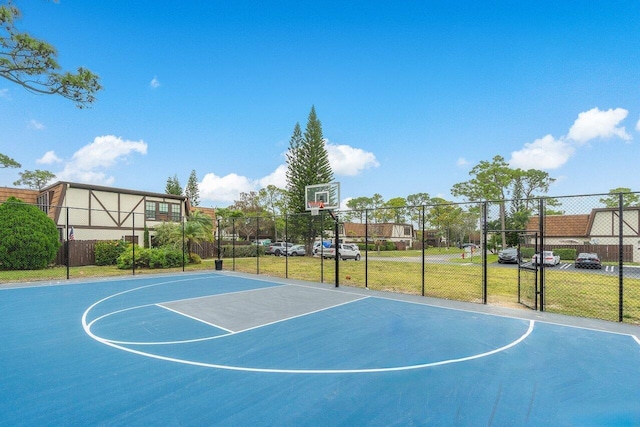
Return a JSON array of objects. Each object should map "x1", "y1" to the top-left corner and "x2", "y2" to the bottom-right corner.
[{"x1": 527, "y1": 214, "x2": 590, "y2": 237}]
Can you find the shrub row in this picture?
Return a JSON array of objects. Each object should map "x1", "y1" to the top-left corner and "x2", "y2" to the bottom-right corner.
[
  {"x1": 356, "y1": 242, "x2": 397, "y2": 251},
  {"x1": 95, "y1": 240, "x2": 128, "y2": 265},
  {"x1": 117, "y1": 246, "x2": 184, "y2": 269},
  {"x1": 220, "y1": 244, "x2": 265, "y2": 258}
]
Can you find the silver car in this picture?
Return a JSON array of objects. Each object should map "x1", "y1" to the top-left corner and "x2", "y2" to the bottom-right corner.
[{"x1": 285, "y1": 245, "x2": 306, "y2": 256}]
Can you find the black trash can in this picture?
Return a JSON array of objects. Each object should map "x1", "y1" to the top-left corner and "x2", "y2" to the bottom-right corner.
[{"x1": 215, "y1": 259, "x2": 223, "y2": 270}]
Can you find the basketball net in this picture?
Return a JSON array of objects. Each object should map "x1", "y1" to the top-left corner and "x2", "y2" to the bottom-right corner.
[{"x1": 308, "y1": 201, "x2": 324, "y2": 216}]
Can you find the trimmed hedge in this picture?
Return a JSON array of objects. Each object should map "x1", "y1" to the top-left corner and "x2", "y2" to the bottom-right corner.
[
  {"x1": 519, "y1": 247, "x2": 576, "y2": 260},
  {"x1": 0, "y1": 197, "x2": 60, "y2": 270},
  {"x1": 220, "y1": 244, "x2": 265, "y2": 258},
  {"x1": 520, "y1": 247, "x2": 535, "y2": 258},
  {"x1": 117, "y1": 246, "x2": 184, "y2": 269},
  {"x1": 554, "y1": 248, "x2": 577, "y2": 261},
  {"x1": 356, "y1": 242, "x2": 397, "y2": 251}
]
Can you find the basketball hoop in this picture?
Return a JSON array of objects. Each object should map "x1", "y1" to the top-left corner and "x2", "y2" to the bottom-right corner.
[{"x1": 308, "y1": 201, "x2": 324, "y2": 216}]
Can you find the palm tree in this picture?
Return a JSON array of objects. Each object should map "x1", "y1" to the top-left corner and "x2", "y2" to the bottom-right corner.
[{"x1": 182, "y1": 210, "x2": 214, "y2": 260}]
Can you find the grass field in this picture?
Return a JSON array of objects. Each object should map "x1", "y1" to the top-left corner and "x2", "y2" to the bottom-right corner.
[{"x1": 1, "y1": 254, "x2": 638, "y2": 324}]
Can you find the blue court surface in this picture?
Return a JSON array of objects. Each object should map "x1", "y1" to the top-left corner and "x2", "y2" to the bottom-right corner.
[{"x1": 1, "y1": 271, "x2": 639, "y2": 426}]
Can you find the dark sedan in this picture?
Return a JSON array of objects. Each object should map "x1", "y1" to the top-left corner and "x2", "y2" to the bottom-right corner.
[
  {"x1": 575, "y1": 253, "x2": 602, "y2": 269},
  {"x1": 498, "y1": 247, "x2": 520, "y2": 264}
]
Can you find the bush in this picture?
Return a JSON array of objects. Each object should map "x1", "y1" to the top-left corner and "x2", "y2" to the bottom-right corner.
[
  {"x1": 95, "y1": 240, "x2": 128, "y2": 266},
  {"x1": 189, "y1": 253, "x2": 202, "y2": 264},
  {"x1": 0, "y1": 197, "x2": 61, "y2": 270},
  {"x1": 116, "y1": 246, "x2": 184, "y2": 269},
  {"x1": 554, "y1": 248, "x2": 577, "y2": 260},
  {"x1": 221, "y1": 244, "x2": 264, "y2": 258},
  {"x1": 520, "y1": 247, "x2": 535, "y2": 258}
]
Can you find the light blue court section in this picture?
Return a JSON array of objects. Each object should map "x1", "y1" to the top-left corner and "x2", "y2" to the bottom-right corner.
[
  {"x1": 88, "y1": 304, "x2": 229, "y2": 344},
  {"x1": 1, "y1": 272, "x2": 639, "y2": 426}
]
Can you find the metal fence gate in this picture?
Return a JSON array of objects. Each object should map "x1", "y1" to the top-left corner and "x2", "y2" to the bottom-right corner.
[{"x1": 517, "y1": 233, "x2": 538, "y2": 310}]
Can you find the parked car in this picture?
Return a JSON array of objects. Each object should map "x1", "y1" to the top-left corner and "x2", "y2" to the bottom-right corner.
[
  {"x1": 575, "y1": 253, "x2": 602, "y2": 269},
  {"x1": 252, "y1": 239, "x2": 271, "y2": 246},
  {"x1": 498, "y1": 247, "x2": 520, "y2": 264},
  {"x1": 267, "y1": 242, "x2": 293, "y2": 256},
  {"x1": 532, "y1": 251, "x2": 560, "y2": 266},
  {"x1": 323, "y1": 243, "x2": 361, "y2": 261},
  {"x1": 312, "y1": 240, "x2": 331, "y2": 255},
  {"x1": 285, "y1": 244, "x2": 306, "y2": 256}
]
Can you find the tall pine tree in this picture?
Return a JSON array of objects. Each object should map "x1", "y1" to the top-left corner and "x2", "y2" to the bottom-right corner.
[
  {"x1": 185, "y1": 170, "x2": 200, "y2": 206},
  {"x1": 286, "y1": 106, "x2": 333, "y2": 214},
  {"x1": 165, "y1": 174, "x2": 182, "y2": 195}
]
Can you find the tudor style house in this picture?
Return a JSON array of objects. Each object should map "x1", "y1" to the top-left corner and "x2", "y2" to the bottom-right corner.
[
  {"x1": 527, "y1": 207, "x2": 640, "y2": 262},
  {"x1": 341, "y1": 222, "x2": 415, "y2": 249},
  {"x1": 1, "y1": 181, "x2": 191, "y2": 244}
]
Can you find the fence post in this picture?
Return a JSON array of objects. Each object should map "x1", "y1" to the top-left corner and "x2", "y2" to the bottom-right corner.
[
  {"x1": 365, "y1": 209, "x2": 369, "y2": 289},
  {"x1": 482, "y1": 202, "x2": 488, "y2": 304},
  {"x1": 618, "y1": 193, "x2": 624, "y2": 322},
  {"x1": 182, "y1": 215, "x2": 185, "y2": 272},
  {"x1": 232, "y1": 218, "x2": 236, "y2": 271},
  {"x1": 421, "y1": 205, "x2": 425, "y2": 297},
  {"x1": 334, "y1": 213, "x2": 339, "y2": 288},
  {"x1": 66, "y1": 207, "x2": 70, "y2": 280},
  {"x1": 539, "y1": 198, "x2": 545, "y2": 311},
  {"x1": 132, "y1": 211, "x2": 136, "y2": 276},
  {"x1": 320, "y1": 211, "x2": 325, "y2": 283}
]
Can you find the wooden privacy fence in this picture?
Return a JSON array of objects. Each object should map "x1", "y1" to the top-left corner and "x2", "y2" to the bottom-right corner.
[
  {"x1": 56, "y1": 240, "x2": 97, "y2": 267},
  {"x1": 56, "y1": 240, "x2": 219, "y2": 267}
]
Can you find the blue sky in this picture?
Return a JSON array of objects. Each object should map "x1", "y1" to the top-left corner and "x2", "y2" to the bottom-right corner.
[{"x1": 2, "y1": 1, "x2": 640, "y2": 208}]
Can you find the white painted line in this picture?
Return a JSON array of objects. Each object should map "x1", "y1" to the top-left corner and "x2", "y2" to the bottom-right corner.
[
  {"x1": 158, "y1": 304, "x2": 234, "y2": 332},
  {"x1": 91, "y1": 293, "x2": 369, "y2": 346},
  {"x1": 633, "y1": 335, "x2": 640, "y2": 347},
  {"x1": 82, "y1": 306, "x2": 535, "y2": 374}
]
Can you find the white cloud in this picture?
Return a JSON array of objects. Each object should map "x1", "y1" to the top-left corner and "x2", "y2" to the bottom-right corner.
[
  {"x1": 325, "y1": 141, "x2": 379, "y2": 176},
  {"x1": 28, "y1": 119, "x2": 45, "y2": 130},
  {"x1": 56, "y1": 135, "x2": 147, "y2": 185},
  {"x1": 636, "y1": 116, "x2": 640, "y2": 132},
  {"x1": 198, "y1": 141, "x2": 378, "y2": 205},
  {"x1": 258, "y1": 164, "x2": 287, "y2": 189},
  {"x1": 456, "y1": 157, "x2": 469, "y2": 167},
  {"x1": 36, "y1": 151, "x2": 62, "y2": 165},
  {"x1": 0, "y1": 88, "x2": 10, "y2": 99},
  {"x1": 340, "y1": 197, "x2": 352, "y2": 210},
  {"x1": 150, "y1": 76, "x2": 161, "y2": 89},
  {"x1": 567, "y1": 107, "x2": 631, "y2": 144},
  {"x1": 199, "y1": 172, "x2": 257, "y2": 205},
  {"x1": 509, "y1": 134, "x2": 575, "y2": 170}
]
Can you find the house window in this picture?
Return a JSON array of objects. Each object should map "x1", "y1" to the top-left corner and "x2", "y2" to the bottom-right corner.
[
  {"x1": 158, "y1": 203, "x2": 169, "y2": 219},
  {"x1": 169, "y1": 203, "x2": 181, "y2": 222},
  {"x1": 37, "y1": 192, "x2": 51, "y2": 214},
  {"x1": 145, "y1": 202, "x2": 156, "y2": 220},
  {"x1": 145, "y1": 201, "x2": 181, "y2": 222},
  {"x1": 404, "y1": 226, "x2": 412, "y2": 236}
]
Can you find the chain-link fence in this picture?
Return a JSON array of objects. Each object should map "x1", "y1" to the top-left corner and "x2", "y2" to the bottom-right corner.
[{"x1": 1, "y1": 192, "x2": 639, "y2": 324}]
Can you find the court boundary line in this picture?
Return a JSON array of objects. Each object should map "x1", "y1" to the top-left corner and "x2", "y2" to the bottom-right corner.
[
  {"x1": 82, "y1": 315, "x2": 535, "y2": 374},
  {"x1": 81, "y1": 274, "x2": 536, "y2": 373}
]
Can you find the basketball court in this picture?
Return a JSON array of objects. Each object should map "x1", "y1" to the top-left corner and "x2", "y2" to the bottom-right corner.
[{"x1": 1, "y1": 271, "x2": 639, "y2": 425}]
